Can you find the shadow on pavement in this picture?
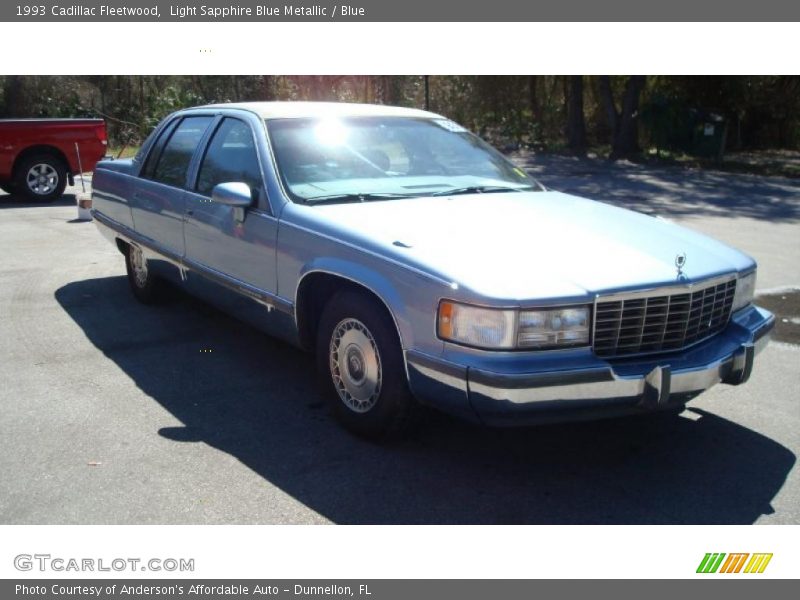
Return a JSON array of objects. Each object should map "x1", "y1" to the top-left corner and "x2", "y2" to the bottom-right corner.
[
  {"x1": 516, "y1": 154, "x2": 800, "y2": 223},
  {"x1": 56, "y1": 276, "x2": 796, "y2": 524},
  {"x1": 0, "y1": 191, "x2": 76, "y2": 209}
]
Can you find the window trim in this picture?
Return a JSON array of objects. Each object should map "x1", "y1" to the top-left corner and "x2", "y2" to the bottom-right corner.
[
  {"x1": 191, "y1": 115, "x2": 269, "y2": 210},
  {"x1": 140, "y1": 116, "x2": 179, "y2": 180},
  {"x1": 142, "y1": 114, "x2": 215, "y2": 189}
]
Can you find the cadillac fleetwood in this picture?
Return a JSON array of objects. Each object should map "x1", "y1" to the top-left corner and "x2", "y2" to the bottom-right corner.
[{"x1": 90, "y1": 102, "x2": 774, "y2": 438}]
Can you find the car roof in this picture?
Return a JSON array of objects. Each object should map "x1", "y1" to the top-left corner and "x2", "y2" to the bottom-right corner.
[{"x1": 199, "y1": 101, "x2": 443, "y2": 120}]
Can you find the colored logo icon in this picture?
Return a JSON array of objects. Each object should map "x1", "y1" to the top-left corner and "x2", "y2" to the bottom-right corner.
[{"x1": 697, "y1": 553, "x2": 773, "y2": 574}]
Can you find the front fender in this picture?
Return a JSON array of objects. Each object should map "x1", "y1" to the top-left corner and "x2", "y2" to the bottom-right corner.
[
  {"x1": 297, "y1": 257, "x2": 417, "y2": 352},
  {"x1": 277, "y1": 207, "x2": 450, "y2": 358}
]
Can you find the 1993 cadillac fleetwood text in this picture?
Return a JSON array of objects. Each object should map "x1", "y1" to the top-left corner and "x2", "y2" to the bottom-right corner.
[
  {"x1": 17, "y1": 5, "x2": 162, "y2": 17},
  {"x1": 90, "y1": 101, "x2": 775, "y2": 439},
  {"x1": 15, "y1": 5, "x2": 367, "y2": 18}
]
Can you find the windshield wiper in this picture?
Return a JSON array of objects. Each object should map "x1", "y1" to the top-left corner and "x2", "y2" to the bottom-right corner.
[
  {"x1": 304, "y1": 192, "x2": 416, "y2": 205},
  {"x1": 430, "y1": 185, "x2": 535, "y2": 196}
]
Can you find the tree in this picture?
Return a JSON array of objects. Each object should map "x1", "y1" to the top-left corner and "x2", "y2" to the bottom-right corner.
[
  {"x1": 599, "y1": 75, "x2": 647, "y2": 159},
  {"x1": 566, "y1": 76, "x2": 587, "y2": 155}
]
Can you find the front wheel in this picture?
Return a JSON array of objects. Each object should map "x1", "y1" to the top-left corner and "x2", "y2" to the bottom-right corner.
[
  {"x1": 124, "y1": 244, "x2": 164, "y2": 304},
  {"x1": 316, "y1": 290, "x2": 415, "y2": 439}
]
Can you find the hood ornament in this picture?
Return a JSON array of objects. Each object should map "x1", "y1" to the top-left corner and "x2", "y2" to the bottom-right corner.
[{"x1": 675, "y1": 253, "x2": 687, "y2": 276}]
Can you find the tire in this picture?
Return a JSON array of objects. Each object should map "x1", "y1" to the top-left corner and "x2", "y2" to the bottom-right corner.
[
  {"x1": 14, "y1": 154, "x2": 68, "y2": 202},
  {"x1": 124, "y1": 244, "x2": 164, "y2": 304},
  {"x1": 316, "y1": 290, "x2": 415, "y2": 439},
  {"x1": 0, "y1": 183, "x2": 16, "y2": 195}
]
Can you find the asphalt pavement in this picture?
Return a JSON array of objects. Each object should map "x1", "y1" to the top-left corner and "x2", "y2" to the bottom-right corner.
[{"x1": 0, "y1": 161, "x2": 798, "y2": 524}]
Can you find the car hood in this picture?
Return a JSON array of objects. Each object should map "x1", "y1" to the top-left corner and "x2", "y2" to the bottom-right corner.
[{"x1": 312, "y1": 191, "x2": 754, "y2": 301}]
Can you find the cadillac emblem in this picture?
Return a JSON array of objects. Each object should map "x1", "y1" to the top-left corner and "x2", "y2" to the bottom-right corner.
[{"x1": 675, "y1": 253, "x2": 687, "y2": 275}]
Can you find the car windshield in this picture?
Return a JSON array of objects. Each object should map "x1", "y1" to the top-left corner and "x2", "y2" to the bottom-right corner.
[{"x1": 266, "y1": 116, "x2": 542, "y2": 204}]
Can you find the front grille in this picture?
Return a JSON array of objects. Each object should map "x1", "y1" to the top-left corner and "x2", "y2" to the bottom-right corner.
[{"x1": 593, "y1": 278, "x2": 737, "y2": 358}]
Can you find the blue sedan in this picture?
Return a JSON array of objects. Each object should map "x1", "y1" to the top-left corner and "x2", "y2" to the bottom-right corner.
[{"x1": 90, "y1": 102, "x2": 774, "y2": 438}]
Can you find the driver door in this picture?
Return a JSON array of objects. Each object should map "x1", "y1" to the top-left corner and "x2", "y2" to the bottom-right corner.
[{"x1": 182, "y1": 116, "x2": 278, "y2": 297}]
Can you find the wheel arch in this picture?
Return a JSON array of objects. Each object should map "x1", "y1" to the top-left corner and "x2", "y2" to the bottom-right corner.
[
  {"x1": 295, "y1": 265, "x2": 411, "y2": 357},
  {"x1": 13, "y1": 145, "x2": 71, "y2": 179}
]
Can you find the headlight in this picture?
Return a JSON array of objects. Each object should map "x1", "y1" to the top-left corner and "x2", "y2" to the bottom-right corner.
[
  {"x1": 437, "y1": 302, "x2": 516, "y2": 349},
  {"x1": 732, "y1": 270, "x2": 756, "y2": 313},
  {"x1": 438, "y1": 301, "x2": 590, "y2": 350},
  {"x1": 518, "y1": 307, "x2": 590, "y2": 348}
]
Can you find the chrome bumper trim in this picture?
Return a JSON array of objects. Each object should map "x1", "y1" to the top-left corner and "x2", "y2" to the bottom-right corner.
[{"x1": 406, "y1": 310, "x2": 774, "y2": 420}]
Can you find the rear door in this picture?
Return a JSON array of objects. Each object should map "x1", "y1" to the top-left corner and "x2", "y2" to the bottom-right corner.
[
  {"x1": 131, "y1": 114, "x2": 214, "y2": 259},
  {"x1": 183, "y1": 116, "x2": 279, "y2": 296}
]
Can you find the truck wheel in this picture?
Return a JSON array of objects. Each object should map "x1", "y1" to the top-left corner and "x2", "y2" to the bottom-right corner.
[
  {"x1": 316, "y1": 290, "x2": 415, "y2": 439},
  {"x1": 15, "y1": 154, "x2": 67, "y2": 202},
  {"x1": 124, "y1": 244, "x2": 163, "y2": 304}
]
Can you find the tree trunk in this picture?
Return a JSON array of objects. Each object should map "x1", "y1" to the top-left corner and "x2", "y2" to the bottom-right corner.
[
  {"x1": 598, "y1": 75, "x2": 618, "y2": 145},
  {"x1": 611, "y1": 75, "x2": 646, "y2": 159},
  {"x1": 381, "y1": 76, "x2": 395, "y2": 105},
  {"x1": 566, "y1": 75, "x2": 587, "y2": 156},
  {"x1": 527, "y1": 76, "x2": 543, "y2": 144},
  {"x1": 260, "y1": 76, "x2": 274, "y2": 101},
  {"x1": 599, "y1": 75, "x2": 646, "y2": 160},
  {"x1": 232, "y1": 75, "x2": 241, "y2": 101}
]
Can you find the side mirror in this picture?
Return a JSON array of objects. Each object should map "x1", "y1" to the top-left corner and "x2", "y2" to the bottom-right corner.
[{"x1": 211, "y1": 182, "x2": 253, "y2": 208}]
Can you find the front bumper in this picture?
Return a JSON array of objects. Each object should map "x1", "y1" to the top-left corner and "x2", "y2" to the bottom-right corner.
[{"x1": 406, "y1": 305, "x2": 775, "y2": 426}]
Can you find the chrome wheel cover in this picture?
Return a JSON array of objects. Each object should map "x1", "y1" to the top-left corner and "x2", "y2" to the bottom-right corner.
[
  {"x1": 329, "y1": 318, "x2": 382, "y2": 413},
  {"x1": 129, "y1": 246, "x2": 149, "y2": 288},
  {"x1": 26, "y1": 163, "x2": 59, "y2": 196}
]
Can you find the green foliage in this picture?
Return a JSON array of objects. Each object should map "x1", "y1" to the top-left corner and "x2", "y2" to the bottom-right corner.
[{"x1": 1, "y1": 75, "x2": 797, "y2": 151}]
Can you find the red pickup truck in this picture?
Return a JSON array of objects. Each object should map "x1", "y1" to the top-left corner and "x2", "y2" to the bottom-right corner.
[{"x1": 0, "y1": 119, "x2": 108, "y2": 201}]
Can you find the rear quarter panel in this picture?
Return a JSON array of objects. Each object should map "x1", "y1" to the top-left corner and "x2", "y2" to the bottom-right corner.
[{"x1": 91, "y1": 159, "x2": 136, "y2": 230}]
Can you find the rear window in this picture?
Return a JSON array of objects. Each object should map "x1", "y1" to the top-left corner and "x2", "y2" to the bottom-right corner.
[{"x1": 144, "y1": 116, "x2": 213, "y2": 188}]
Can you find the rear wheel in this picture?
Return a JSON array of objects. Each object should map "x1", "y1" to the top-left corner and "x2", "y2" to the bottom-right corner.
[
  {"x1": 124, "y1": 244, "x2": 164, "y2": 304},
  {"x1": 14, "y1": 154, "x2": 68, "y2": 202},
  {"x1": 316, "y1": 290, "x2": 415, "y2": 439}
]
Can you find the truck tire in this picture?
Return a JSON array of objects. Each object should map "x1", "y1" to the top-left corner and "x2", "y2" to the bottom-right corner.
[
  {"x1": 124, "y1": 244, "x2": 164, "y2": 304},
  {"x1": 316, "y1": 290, "x2": 416, "y2": 439},
  {"x1": 14, "y1": 154, "x2": 68, "y2": 202}
]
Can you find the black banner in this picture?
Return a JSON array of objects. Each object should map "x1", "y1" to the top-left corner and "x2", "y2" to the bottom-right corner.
[
  {"x1": 3, "y1": 0, "x2": 800, "y2": 22},
  {"x1": 4, "y1": 580, "x2": 799, "y2": 600}
]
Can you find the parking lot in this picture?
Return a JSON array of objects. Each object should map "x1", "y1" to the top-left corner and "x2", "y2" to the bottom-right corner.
[{"x1": 1, "y1": 159, "x2": 798, "y2": 524}]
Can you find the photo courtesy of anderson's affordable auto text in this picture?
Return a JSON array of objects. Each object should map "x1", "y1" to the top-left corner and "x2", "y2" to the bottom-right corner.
[{"x1": 0, "y1": 0, "x2": 798, "y2": 595}]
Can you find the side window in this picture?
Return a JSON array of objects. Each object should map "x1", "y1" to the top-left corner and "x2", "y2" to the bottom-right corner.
[
  {"x1": 148, "y1": 116, "x2": 213, "y2": 188},
  {"x1": 140, "y1": 118, "x2": 178, "y2": 179},
  {"x1": 195, "y1": 118, "x2": 263, "y2": 196}
]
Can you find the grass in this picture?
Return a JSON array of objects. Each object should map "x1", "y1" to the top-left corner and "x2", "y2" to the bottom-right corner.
[{"x1": 107, "y1": 146, "x2": 140, "y2": 159}]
